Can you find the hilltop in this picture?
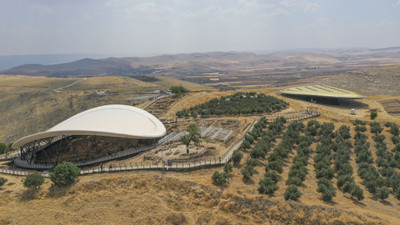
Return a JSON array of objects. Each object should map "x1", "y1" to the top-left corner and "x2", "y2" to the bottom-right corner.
[{"x1": 1, "y1": 86, "x2": 400, "y2": 224}]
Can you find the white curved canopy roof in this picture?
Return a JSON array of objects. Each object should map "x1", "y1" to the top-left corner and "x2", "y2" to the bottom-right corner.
[{"x1": 13, "y1": 104, "x2": 166, "y2": 148}]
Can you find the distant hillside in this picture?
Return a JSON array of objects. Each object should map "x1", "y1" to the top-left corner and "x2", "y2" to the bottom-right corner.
[
  {"x1": 0, "y1": 54, "x2": 111, "y2": 70},
  {"x1": 2, "y1": 48, "x2": 400, "y2": 78},
  {"x1": 2, "y1": 58, "x2": 155, "y2": 77},
  {"x1": 317, "y1": 66, "x2": 400, "y2": 96}
]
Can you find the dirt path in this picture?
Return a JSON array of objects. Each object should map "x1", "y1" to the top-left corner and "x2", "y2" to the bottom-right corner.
[{"x1": 53, "y1": 77, "x2": 87, "y2": 93}]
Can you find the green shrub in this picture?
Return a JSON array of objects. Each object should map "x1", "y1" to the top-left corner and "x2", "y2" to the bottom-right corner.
[
  {"x1": 316, "y1": 167, "x2": 334, "y2": 180},
  {"x1": 250, "y1": 146, "x2": 266, "y2": 159},
  {"x1": 392, "y1": 136, "x2": 400, "y2": 145},
  {"x1": 276, "y1": 145, "x2": 290, "y2": 158},
  {"x1": 343, "y1": 181, "x2": 356, "y2": 194},
  {"x1": 354, "y1": 119, "x2": 367, "y2": 126},
  {"x1": 390, "y1": 124, "x2": 399, "y2": 136},
  {"x1": 373, "y1": 134, "x2": 385, "y2": 143},
  {"x1": 232, "y1": 151, "x2": 243, "y2": 165},
  {"x1": 286, "y1": 176, "x2": 303, "y2": 186},
  {"x1": 377, "y1": 186, "x2": 390, "y2": 200},
  {"x1": 258, "y1": 177, "x2": 278, "y2": 195},
  {"x1": 370, "y1": 122, "x2": 383, "y2": 134},
  {"x1": 23, "y1": 171, "x2": 44, "y2": 191},
  {"x1": 337, "y1": 125, "x2": 351, "y2": 139},
  {"x1": 355, "y1": 125, "x2": 367, "y2": 132},
  {"x1": 212, "y1": 171, "x2": 229, "y2": 185},
  {"x1": 370, "y1": 111, "x2": 378, "y2": 120},
  {"x1": 365, "y1": 179, "x2": 378, "y2": 194},
  {"x1": 306, "y1": 120, "x2": 320, "y2": 136},
  {"x1": 223, "y1": 163, "x2": 233, "y2": 173},
  {"x1": 241, "y1": 140, "x2": 251, "y2": 149},
  {"x1": 0, "y1": 177, "x2": 7, "y2": 186},
  {"x1": 241, "y1": 166, "x2": 255, "y2": 181},
  {"x1": 288, "y1": 168, "x2": 307, "y2": 181},
  {"x1": 170, "y1": 85, "x2": 187, "y2": 94},
  {"x1": 336, "y1": 163, "x2": 354, "y2": 176},
  {"x1": 284, "y1": 185, "x2": 302, "y2": 201},
  {"x1": 317, "y1": 178, "x2": 336, "y2": 202},
  {"x1": 264, "y1": 170, "x2": 280, "y2": 183},
  {"x1": 321, "y1": 187, "x2": 336, "y2": 202},
  {"x1": 395, "y1": 187, "x2": 400, "y2": 200},
  {"x1": 246, "y1": 158, "x2": 259, "y2": 167},
  {"x1": 267, "y1": 160, "x2": 283, "y2": 173},
  {"x1": 350, "y1": 185, "x2": 364, "y2": 201},
  {"x1": 384, "y1": 122, "x2": 393, "y2": 127},
  {"x1": 50, "y1": 162, "x2": 81, "y2": 187},
  {"x1": 337, "y1": 175, "x2": 354, "y2": 189},
  {"x1": 245, "y1": 134, "x2": 255, "y2": 144}
]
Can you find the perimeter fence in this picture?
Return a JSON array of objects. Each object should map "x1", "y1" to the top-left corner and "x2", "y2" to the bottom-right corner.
[{"x1": 0, "y1": 110, "x2": 319, "y2": 176}]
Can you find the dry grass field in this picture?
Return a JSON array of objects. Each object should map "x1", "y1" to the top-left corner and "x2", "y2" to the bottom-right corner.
[
  {"x1": 0, "y1": 168, "x2": 390, "y2": 225},
  {"x1": 0, "y1": 75, "x2": 210, "y2": 143}
]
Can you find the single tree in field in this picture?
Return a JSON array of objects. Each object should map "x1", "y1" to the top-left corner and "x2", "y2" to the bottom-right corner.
[
  {"x1": 232, "y1": 151, "x2": 243, "y2": 166},
  {"x1": 180, "y1": 124, "x2": 201, "y2": 154},
  {"x1": 0, "y1": 142, "x2": 12, "y2": 155},
  {"x1": 50, "y1": 162, "x2": 81, "y2": 187},
  {"x1": 370, "y1": 110, "x2": 378, "y2": 120},
  {"x1": 223, "y1": 163, "x2": 233, "y2": 173},
  {"x1": 23, "y1": 171, "x2": 44, "y2": 191},
  {"x1": 212, "y1": 171, "x2": 229, "y2": 185},
  {"x1": 170, "y1": 85, "x2": 187, "y2": 94},
  {"x1": 0, "y1": 177, "x2": 7, "y2": 186}
]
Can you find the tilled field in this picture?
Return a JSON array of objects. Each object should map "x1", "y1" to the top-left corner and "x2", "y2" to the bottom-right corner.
[{"x1": 380, "y1": 99, "x2": 400, "y2": 116}]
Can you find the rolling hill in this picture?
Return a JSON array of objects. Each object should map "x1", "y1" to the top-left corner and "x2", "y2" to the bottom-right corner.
[{"x1": 2, "y1": 48, "x2": 400, "y2": 80}]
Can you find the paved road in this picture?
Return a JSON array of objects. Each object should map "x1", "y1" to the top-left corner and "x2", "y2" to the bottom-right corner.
[{"x1": 53, "y1": 77, "x2": 87, "y2": 93}]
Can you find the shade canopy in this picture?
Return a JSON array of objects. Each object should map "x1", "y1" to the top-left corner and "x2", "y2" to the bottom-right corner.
[
  {"x1": 13, "y1": 104, "x2": 166, "y2": 148},
  {"x1": 280, "y1": 85, "x2": 366, "y2": 99}
]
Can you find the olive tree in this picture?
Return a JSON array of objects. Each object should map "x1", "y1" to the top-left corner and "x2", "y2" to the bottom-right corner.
[
  {"x1": 284, "y1": 185, "x2": 302, "y2": 201},
  {"x1": 170, "y1": 85, "x2": 187, "y2": 94},
  {"x1": 0, "y1": 177, "x2": 7, "y2": 186},
  {"x1": 23, "y1": 171, "x2": 44, "y2": 191},
  {"x1": 50, "y1": 162, "x2": 81, "y2": 187},
  {"x1": 180, "y1": 124, "x2": 201, "y2": 154},
  {"x1": 232, "y1": 151, "x2": 243, "y2": 165}
]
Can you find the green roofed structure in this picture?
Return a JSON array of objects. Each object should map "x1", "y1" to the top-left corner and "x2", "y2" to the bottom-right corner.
[{"x1": 280, "y1": 85, "x2": 366, "y2": 99}]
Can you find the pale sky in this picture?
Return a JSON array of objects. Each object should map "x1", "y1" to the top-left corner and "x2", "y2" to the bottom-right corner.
[{"x1": 1, "y1": 0, "x2": 400, "y2": 56}]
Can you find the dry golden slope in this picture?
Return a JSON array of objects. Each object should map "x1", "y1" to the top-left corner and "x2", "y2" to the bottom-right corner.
[
  {"x1": 0, "y1": 169, "x2": 389, "y2": 225},
  {"x1": 1, "y1": 92, "x2": 400, "y2": 224},
  {"x1": 0, "y1": 75, "x2": 211, "y2": 143},
  {"x1": 154, "y1": 76, "x2": 214, "y2": 92}
]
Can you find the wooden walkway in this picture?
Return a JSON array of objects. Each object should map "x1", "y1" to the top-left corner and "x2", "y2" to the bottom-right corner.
[{"x1": 0, "y1": 110, "x2": 319, "y2": 177}]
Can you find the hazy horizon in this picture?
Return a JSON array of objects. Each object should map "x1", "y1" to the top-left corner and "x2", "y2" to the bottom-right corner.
[{"x1": 1, "y1": 0, "x2": 400, "y2": 56}]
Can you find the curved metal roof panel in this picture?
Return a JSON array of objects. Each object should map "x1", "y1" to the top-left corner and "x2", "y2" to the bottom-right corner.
[
  {"x1": 13, "y1": 104, "x2": 166, "y2": 148},
  {"x1": 280, "y1": 85, "x2": 366, "y2": 99}
]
